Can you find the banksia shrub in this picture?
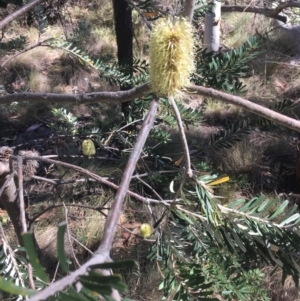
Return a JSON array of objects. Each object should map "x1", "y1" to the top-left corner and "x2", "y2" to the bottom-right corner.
[{"x1": 149, "y1": 17, "x2": 195, "y2": 97}]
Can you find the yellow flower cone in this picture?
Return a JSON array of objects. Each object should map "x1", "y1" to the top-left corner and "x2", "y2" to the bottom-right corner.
[
  {"x1": 149, "y1": 17, "x2": 195, "y2": 97},
  {"x1": 140, "y1": 223, "x2": 152, "y2": 238},
  {"x1": 82, "y1": 139, "x2": 96, "y2": 157}
]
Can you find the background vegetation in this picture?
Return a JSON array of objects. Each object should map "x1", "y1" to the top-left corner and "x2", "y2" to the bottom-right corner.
[{"x1": 2, "y1": 0, "x2": 300, "y2": 300}]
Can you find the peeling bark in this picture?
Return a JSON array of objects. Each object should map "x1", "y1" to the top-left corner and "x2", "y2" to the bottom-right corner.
[
  {"x1": 0, "y1": 147, "x2": 23, "y2": 245},
  {"x1": 0, "y1": 148, "x2": 39, "y2": 246}
]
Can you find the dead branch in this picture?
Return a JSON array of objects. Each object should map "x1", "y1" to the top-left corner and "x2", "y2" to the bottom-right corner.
[
  {"x1": 1, "y1": 39, "x2": 52, "y2": 67},
  {"x1": 2, "y1": 81, "x2": 300, "y2": 132},
  {"x1": 62, "y1": 204, "x2": 80, "y2": 267},
  {"x1": 221, "y1": 3, "x2": 300, "y2": 23},
  {"x1": 0, "y1": 82, "x2": 150, "y2": 105},
  {"x1": 0, "y1": 0, "x2": 47, "y2": 30},
  {"x1": 20, "y1": 154, "x2": 173, "y2": 205},
  {"x1": 99, "y1": 98, "x2": 159, "y2": 252},
  {"x1": 190, "y1": 84, "x2": 300, "y2": 133},
  {"x1": 169, "y1": 96, "x2": 193, "y2": 177}
]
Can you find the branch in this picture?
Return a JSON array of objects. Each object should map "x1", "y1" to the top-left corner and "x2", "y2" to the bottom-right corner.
[
  {"x1": 28, "y1": 252, "x2": 112, "y2": 301},
  {"x1": 98, "y1": 98, "x2": 159, "y2": 252},
  {"x1": 221, "y1": 4, "x2": 294, "y2": 23},
  {"x1": 169, "y1": 96, "x2": 193, "y2": 177},
  {"x1": 3, "y1": 82, "x2": 300, "y2": 132},
  {"x1": 20, "y1": 154, "x2": 172, "y2": 205},
  {"x1": 1, "y1": 39, "x2": 52, "y2": 67},
  {"x1": 0, "y1": 0, "x2": 47, "y2": 30},
  {"x1": 0, "y1": 82, "x2": 150, "y2": 105},
  {"x1": 189, "y1": 84, "x2": 300, "y2": 133}
]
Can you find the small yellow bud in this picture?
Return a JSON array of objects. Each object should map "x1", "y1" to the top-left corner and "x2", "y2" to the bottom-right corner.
[
  {"x1": 149, "y1": 17, "x2": 195, "y2": 97},
  {"x1": 140, "y1": 223, "x2": 152, "y2": 238},
  {"x1": 82, "y1": 139, "x2": 96, "y2": 157}
]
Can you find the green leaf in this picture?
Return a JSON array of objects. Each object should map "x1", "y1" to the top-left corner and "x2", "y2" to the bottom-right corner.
[
  {"x1": 226, "y1": 198, "x2": 246, "y2": 209},
  {"x1": 268, "y1": 200, "x2": 289, "y2": 220},
  {"x1": 57, "y1": 222, "x2": 70, "y2": 273},
  {"x1": 22, "y1": 233, "x2": 49, "y2": 283},
  {"x1": 280, "y1": 213, "x2": 300, "y2": 226},
  {"x1": 0, "y1": 276, "x2": 36, "y2": 296}
]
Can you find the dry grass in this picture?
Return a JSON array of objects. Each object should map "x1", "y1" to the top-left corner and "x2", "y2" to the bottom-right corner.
[{"x1": 263, "y1": 266, "x2": 300, "y2": 301}]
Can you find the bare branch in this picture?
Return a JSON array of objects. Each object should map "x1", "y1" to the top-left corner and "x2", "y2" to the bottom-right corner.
[
  {"x1": 189, "y1": 85, "x2": 300, "y2": 133},
  {"x1": 0, "y1": 83, "x2": 150, "y2": 105},
  {"x1": 0, "y1": 0, "x2": 47, "y2": 30},
  {"x1": 20, "y1": 154, "x2": 171, "y2": 205},
  {"x1": 98, "y1": 97, "x2": 159, "y2": 252},
  {"x1": 2, "y1": 81, "x2": 300, "y2": 132},
  {"x1": 17, "y1": 156, "x2": 26, "y2": 234},
  {"x1": 28, "y1": 252, "x2": 112, "y2": 301},
  {"x1": 1, "y1": 39, "x2": 52, "y2": 67},
  {"x1": 169, "y1": 96, "x2": 193, "y2": 177},
  {"x1": 221, "y1": 2, "x2": 300, "y2": 23},
  {"x1": 62, "y1": 204, "x2": 80, "y2": 267}
]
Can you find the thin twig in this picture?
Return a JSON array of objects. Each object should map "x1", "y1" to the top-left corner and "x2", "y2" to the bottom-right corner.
[
  {"x1": 1, "y1": 38, "x2": 52, "y2": 67},
  {"x1": 51, "y1": 262, "x2": 60, "y2": 284},
  {"x1": 70, "y1": 235, "x2": 93, "y2": 255},
  {"x1": 0, "y1": 0, "x2": 47, "y2": 30},
  {"x1": 136, "y1": 175, "x2": 164, "y2": 201},
  {"x1": 19, "y1": 155, "x2": 175, "y2": 206},
  {"x1": 169, "y1": 96, "x2": 193, "y2": 177},
  {"x1": 16, "y1": 156, "x2": 35, "y2": 289},
  {"x1": 17, "y1": 157, "x2": 27, "y2": 234},
  {"x1": 32, "y1": 169, "x2": 179, "y2": 185},
  {"x1": 29, "y1": 203, "x2": 109, "y2": 225},
  {"x1": 62, "y1": 203, "x2": 81, "y2": 267}
]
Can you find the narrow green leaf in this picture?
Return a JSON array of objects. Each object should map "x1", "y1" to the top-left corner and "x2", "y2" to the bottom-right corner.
[
  {"x1": 57, "y1": 222, "x2": 69, "y2": 273},
  {"x1": 228, "y1": 228, "x2": 246, "y2": 253},
  {"x1": 267, "y1": 248, "x2": 283, "y2": 267},
  {"x1": 22, "y1": 233, "x2": 49, "y2": 283},
  {"x1": 226, "y1": 198, "x2": 245, "y2": 209},
  {"x1": 220, "y1": 226, "x2": 235, "y2": 250},
  {"x1": 280, "y1": 213, "x2": 300, "y2": 226},
  {"x1": 257, "y1": 199, "x2": 270, "y2": 213},
  {"x1": 268, "y1": 200, "x2": 289, "y2": 220},
  {"x1": 58, "y1": 292, "x2": 85, "y2": 301},
  {"x1": 0, "y1": 276, "x2": 36, "y2": 297}
]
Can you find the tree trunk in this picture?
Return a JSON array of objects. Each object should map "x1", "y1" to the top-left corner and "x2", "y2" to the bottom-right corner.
[
  {"x1": 0, "y1": 147, "x2": 39, "y2": 248},
  {"x1": 112, "y1": 0, "x2": 133, "y2": 120},
  {"x1": 0, "y1": 147, "x2": 23, "y2": 245},
  {"x1": 203, "y1": 0, "x2": 221, "y2": 52}
]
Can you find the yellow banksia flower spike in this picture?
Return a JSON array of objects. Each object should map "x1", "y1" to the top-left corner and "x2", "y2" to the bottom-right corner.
[{"x1": 149, "y1": 17, "x2": 195, "y2": 97}]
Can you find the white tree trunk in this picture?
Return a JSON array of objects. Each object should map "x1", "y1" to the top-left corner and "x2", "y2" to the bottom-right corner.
[{"x1": 203, "y1": 0, "x2": 221, "y2": 52}]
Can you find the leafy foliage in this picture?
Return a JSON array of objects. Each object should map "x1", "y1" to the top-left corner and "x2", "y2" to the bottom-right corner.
[
  {"x1": 0, "y1": 36, "x2": 27, "y2": 54},
  {"x1": 193, "y1": 36, "x2": 262, "y2": 93},
  {"x1": 208, "y1": 119, "x2": 252, "y2": 150},
  {"x1": 2, "y1": 2, "x2": 300, "y2": 301},
  {"x1": 48, "y1": 39, "x2": 149, "y2": 88},
  {"x1": 0, "y1": 241, "x2": 45, "y2": 300}
]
